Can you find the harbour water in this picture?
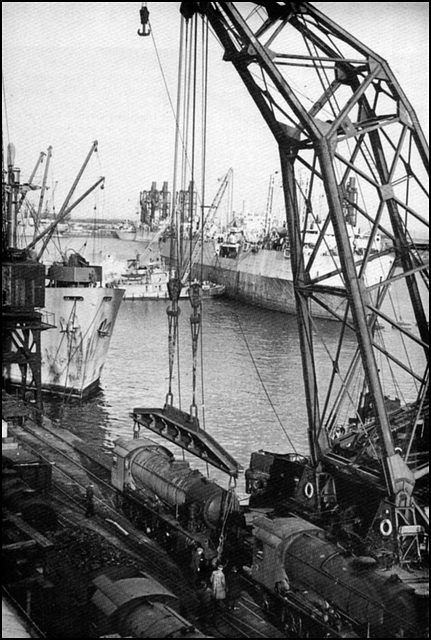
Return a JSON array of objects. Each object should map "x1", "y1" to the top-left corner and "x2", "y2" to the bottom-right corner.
[{"x1": 42, "y1": 235, "x2": 426, "y2": 497}]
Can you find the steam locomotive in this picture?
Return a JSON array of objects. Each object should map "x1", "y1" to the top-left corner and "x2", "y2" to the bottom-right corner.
[
  {"x1": 2, "y1": 441, "x2": 210, "y2": 638},
  {"x1": 90, "y1": 565, "x2": 209, "y2": 638},
  {"x1": 111, "y1": 436, "x2": 243, "y2": 562},
  {"x1": 111, "y1": 435, "x2": 428, "y2": 638},
  {"x1": 251, "y1": 516, "x2": 423, "y2": 638}
]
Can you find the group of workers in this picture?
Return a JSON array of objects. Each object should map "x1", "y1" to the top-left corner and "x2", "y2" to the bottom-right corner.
[
  {"x1": 191, "y1": 545, "x2": 242, "y2": 625},
  {"x1": 83, "y1": 483, "x2": 242, "y2": 627}
]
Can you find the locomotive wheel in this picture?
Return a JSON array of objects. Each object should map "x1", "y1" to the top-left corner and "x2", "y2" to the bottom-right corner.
[
  {"x1": 282, "y1": 609, "x2": 304, "y2": 637},
  {"x1": 259, "y1": 589, "x2": 270, "y2": 613}
]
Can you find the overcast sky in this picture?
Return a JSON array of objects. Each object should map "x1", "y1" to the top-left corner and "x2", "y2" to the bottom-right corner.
[{"x1": 2, "y1": 2, "x2": 429, "y2": 221}]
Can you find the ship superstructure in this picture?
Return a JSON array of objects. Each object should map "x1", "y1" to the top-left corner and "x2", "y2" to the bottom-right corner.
[{"x1": 2, "y1": 142, "x2": 124, "y2": 399}]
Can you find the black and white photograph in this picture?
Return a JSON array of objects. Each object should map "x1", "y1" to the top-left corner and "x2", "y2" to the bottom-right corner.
[{"x1": 2, "y1": 2, "x2": 429, "y2": 638}]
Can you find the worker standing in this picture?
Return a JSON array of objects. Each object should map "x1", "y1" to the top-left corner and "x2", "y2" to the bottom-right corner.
[
  {"x1": 210, "y1": 562, "x2": 226, "y2": 610},
  {"x1": 196, "y1": 580, "x2": 215, "y2": 626},
  {"x1": 191, "y1": 546, "x2": 206, "y2": 584},
  {"x1": 226, "y1": 565, "x2": 242, "y2": 611},
  {"x1": 85, "y1": 483, "x2": 95, "y2": 517}
]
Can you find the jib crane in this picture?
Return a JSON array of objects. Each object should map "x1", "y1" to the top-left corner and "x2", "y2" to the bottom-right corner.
[
  {"x1": 179, "y1": 2, "x2": 428, "y2": 566},
  {"x1": 180, "y1": 167, "x2": 233, "y2": 284}
]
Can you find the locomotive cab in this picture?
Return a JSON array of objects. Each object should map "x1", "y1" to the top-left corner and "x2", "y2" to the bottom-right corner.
[{"x1": 252, "y1": 516, "x2": 322, "y2": 594}]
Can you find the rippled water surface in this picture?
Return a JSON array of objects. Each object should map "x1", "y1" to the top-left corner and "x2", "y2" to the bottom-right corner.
[{"x1": 43, "y1": 237, "x2": 427, "y2": 495}]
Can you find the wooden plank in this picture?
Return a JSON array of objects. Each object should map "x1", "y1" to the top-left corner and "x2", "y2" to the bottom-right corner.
[{"x1": 5, "y1": 513, "x2": 54, "y2": 548}]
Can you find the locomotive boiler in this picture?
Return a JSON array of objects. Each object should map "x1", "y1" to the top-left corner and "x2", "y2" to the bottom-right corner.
[
  {"x1": 112, "y1": 437, "x2": 240, "y2": 557},
  {"x1": 251, "y1": 516, "x2": 424, "y2": 638}
]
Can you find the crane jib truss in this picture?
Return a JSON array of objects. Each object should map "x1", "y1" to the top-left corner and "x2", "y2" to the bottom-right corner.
[{"x1": 179, "y1": 3, "x2": 429, "y2": 519}]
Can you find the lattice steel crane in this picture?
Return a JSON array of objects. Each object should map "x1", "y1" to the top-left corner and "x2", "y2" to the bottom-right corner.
[{"x1": 180, "y1": 1, "x2": 428, "y2": 567}]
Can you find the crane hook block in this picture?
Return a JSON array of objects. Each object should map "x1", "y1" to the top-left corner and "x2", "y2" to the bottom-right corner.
[{"x1": 137, "y1": 6, "x2": 150, "y2": 37}]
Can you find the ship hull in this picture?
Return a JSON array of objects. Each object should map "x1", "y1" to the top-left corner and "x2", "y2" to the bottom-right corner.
[
  {"x1": 8, "y1": 287, "x2": 124, "y2": 398},
  {"x1": 113, "y1": 283, "x2": 186, "y2": 301},
  {"x1": 160, "y1": 237, "x2": 393, "y2": 319},
  {"x1": 108, "y1": 282, "x2": 224, "y2": 301},
  {"x1": 42, "y1": 287, "x2": 124, "y2": 397},
  {"x1": 114, "y1": 229, "x2": 153, "y2": 244}
]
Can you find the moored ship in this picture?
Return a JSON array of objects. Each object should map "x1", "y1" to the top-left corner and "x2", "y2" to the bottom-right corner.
[
  {"x1": 4, "y1": 250, "x2": 124, "y2": 400},
  {"x1": 3, "y1": 142, "x2": 124, "y2": 399},
  {"x1": 106, "y1": 254, "x2": 187, "y2": 300},
  {"x1": 40, "y1": 254, "x2": 124, "y2": 397},
  {"x1": 105, "y1": 254, "x2": 225, "y2": 301},
  {"x1": 114, "y1": 224, "x2": 153, "y2": 243},
  {"x1": 160, "y1": 222, "x2": 392, "y2": 318}
]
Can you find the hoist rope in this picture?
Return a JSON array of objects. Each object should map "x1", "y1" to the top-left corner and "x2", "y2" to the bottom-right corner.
[
  {"x1": 177, "y1": 13, "x2": 210, "y2": 429},
  {"x1": 235, "y1": 312, "x2": 298, "y2": 453},
  {"x1": 199, "y1": 16, "x2": 209, "y2": 286},
  {"x1": 148, "y1": 12, "x2": 215, "y2": 463},
  {"x1": 159, "y1": 13, "x2": 206, "y2": 423},
  {"x1": 149, "y1": 19, "x2": 192, "y2": 267},
  {"x1": 190, "y1": 16, "x2": 198, "y2": 282},
  {"x1": 170, "y1": 17, "x2": 186, "y2": 273},
  {"x1": 298, "y1": 15, "x2": 338, "y2": 120},
  {"x1": 163, "y1": 15, "x2": 185, "y2": 409},
  {"x1": 199, "y1": 17, "x2": 209, "y2": 438},
  {"x1": 217, "y1": 487, "x2": 237, "y2": 559}
]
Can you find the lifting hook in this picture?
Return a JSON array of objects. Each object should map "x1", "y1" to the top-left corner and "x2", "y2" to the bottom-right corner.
[{"x1": 137, "y1": 4, "x2": 151, "y2": 37}]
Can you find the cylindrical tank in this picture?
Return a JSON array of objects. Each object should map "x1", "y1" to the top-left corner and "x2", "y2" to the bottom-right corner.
[
  {"x1": 130, "y1": 444, "x2": 189, "y2": 507},
  {"x1": 127, "y1": 440, "x2": 236, "y2": 529}
]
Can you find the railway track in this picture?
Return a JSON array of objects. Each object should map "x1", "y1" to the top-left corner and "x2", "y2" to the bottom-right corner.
[
  {"x1": 12, "y1": 423, "x2": 199, "y2": 599},
  {"x1": 217, "y1": 603, "x2": 275, "y2": 639},
  {"x1": 10, "y1": 420, "x2": 285, "y2": 639}
]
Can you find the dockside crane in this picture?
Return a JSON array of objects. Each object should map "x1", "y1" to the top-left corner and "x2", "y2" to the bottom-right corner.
[
  {"x1": 264, "y1": 170, "x2": 278, "y2": 236},
  {"x1": 179, "y1": 1, "x2": 429, "y2": 570}
]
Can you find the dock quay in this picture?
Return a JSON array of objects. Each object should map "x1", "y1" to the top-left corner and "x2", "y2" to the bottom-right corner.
[
  {"x1": 3, "y1": 406, "x2": 285, "y2": 639},
  {"x1": 4, "y1": 4, "x2": 427, "y2": 636}
]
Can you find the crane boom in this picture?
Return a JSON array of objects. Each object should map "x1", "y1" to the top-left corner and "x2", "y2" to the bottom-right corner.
[
  {"x1": 179, "y1": 2, "x2": 429, "y2": 507},
  {"x1": 181, "y1": 167, "x2": 233, "y2": 283}
]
